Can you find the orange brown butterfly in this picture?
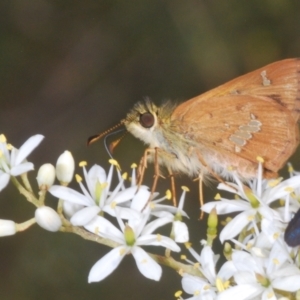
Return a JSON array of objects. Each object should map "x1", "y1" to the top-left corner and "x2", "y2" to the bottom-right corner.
[{"x1": 88, "y1": 59, "x2": 300, "y2": 205}]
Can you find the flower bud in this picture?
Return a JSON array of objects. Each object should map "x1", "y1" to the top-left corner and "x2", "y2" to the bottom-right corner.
[
  {"x1": 35, "y1": 206, "x2": 62, "y2": 232},
  {"x1": 0, "y1": 219, "x2": 16, "y2": 236},
  {"x1": 124, "y1": 224, "x2": 136, "y2": 246},
  {"x1": 56, "y1": 151, "x2": 75, "y2": 185},
  {"x1": 36, "y1": 163, "x2": 55, "y2": 190}
]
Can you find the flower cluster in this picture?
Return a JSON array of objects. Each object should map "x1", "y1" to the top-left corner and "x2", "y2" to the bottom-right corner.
[
  {"x1": 176, "y1": 160, "x2": 300, "y2": 299},
  {"x1": 0, "y1": 134, "x2": 190, "y2": 283},
  {"x1": 48, "y1": 160, "x2": 189, "y2": 282},
  {"x1": 1, "y1": 134, "x2": 300, "y2": 300}
]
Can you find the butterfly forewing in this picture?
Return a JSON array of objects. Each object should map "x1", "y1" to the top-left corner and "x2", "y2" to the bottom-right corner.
[{"x1": 182, "y1": 58, "x2": 300, "y2": 121}]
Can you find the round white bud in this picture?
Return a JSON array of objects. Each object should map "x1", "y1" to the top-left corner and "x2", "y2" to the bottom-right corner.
[
  {"x1": 35, "y1": 206, "x2": 62, "y2": 232},
  {"x1": 56, "y1": 151, "x2": 75, "y2": 185},
  {"x1": 36, "y1": 163, "x2": 55, "y2": 190}
]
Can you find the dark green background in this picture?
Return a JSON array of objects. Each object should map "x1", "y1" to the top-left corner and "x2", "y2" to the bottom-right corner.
[{"x1": 0, "y1": 1, "x2": 300, "y2": 299}]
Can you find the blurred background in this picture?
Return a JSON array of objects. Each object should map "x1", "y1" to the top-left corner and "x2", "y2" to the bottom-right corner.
[{"x1": 1, "y1": 0, "x2": 300, "y2": 299}]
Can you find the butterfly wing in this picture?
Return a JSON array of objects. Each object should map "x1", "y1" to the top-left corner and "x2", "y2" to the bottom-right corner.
[
  {"x1": 171, "y1": 94, "x2": 299, "y2": 176},
  {"x1": 183, "y1": 58, "x2": 300, "y2": 121}
]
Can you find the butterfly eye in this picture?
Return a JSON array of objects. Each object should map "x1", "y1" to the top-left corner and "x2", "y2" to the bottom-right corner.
[{"x1": 139, "y1": 112, "x2": 155, "y2": 128}]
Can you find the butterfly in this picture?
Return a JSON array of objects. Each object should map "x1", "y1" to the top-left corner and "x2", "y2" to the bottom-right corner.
[{"x1": 118, "y1": 59, "x2": 300, "y2": 182}]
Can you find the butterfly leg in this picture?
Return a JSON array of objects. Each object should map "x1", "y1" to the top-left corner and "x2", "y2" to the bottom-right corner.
[
  {"x1": 150, "y1": 147, "x2": 163, "y2": 197},
  {"x1": 138, "y1": 147, "x2": 166, "y2": 211},
  {"x1": 167, "y1": 167, "x2": 177, "y2": 207},
  {"x1": 196, "y1": 152, "x2": 227, "y2": 184},
  {"x1": 137, "y1": 149, "x2": 149, "y2": 187},
  {"x1": 195, "y1": 152, "x2": 239, "y2": 218},
  {"x1": 193, "y1": 171, "x2": 205, "y2": 219},
  {"x1": 199, "y1": 171, "x2": 204, "y2": 219}
]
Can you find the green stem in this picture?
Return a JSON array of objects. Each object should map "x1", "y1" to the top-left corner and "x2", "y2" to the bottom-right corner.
[
  {"x1": 149, "y1": 253, "x2": 204, "y2": 278},
  {"x1": 21, "y1": 173, "x2": 33, "y2": 193},
  {"x1": 16, "y1": 218, "x2": 36, "y2": 232},
  {"x1": 10, "y1": 176, "x2": 40, "y2": 207}
]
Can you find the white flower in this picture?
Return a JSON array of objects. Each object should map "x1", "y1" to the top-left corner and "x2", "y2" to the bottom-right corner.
[
  {"x1": 49, "y1": 162, "x2": 141, "y2": 225},
  {"x1": 0, "y1": 134, "x2": 44, "y2": 191},
  {"x1": 86, "y1": 210, "x2": 180, "y2": 283},
  {"x1": 140, "y1": 187, "x2": 190, "y2": 243},
  {"x1": 218, "y1": 242, "x2": 300, "y2": 299},
  {"x1": 35, "y1": 206, "x2": 62, "y2": 232},
  {"x1": 182, "y1": 245, "x2": 233, "y2": 299},
  {"x1": 202, "y1": 163, "x2": 300, "y2": 243},
  {"x1": 181, "y1": 274, "x2": 209, "y2": 299}
]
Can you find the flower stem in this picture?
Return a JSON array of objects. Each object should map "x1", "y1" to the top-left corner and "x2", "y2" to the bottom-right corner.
[{"x1": 10, "y1": 176, "x2": 40, "y2": 207}]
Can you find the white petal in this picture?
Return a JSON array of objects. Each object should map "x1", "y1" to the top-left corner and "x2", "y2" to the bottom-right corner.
[
  {"x1": 263, "y1": 175, "x2": 300, "y2": 204},
  {"x1": 202, "y1": 199, "x2": 250, "y2": 214},
  {"x1": 200, "y1": 246, "x2": 216, "y2": 283},
  {"x1": 261, "y1": 287, "x2": 276, "y2": 300},
  {"x1": 272, "y1": 263, "x2": 300, "y2": 277},
  {"x1": 88, "y1": 246, "x2": 127, "y2": 283},
  {"x1": 86, "y1": 165, "x2": 106, "y2": 197},
  {"x1": 259, "y1": 206, "x2": 279, "y2": 220},
  {"x1": 63, "y1": 201, "x2": 84, "y2": 219},
  {"x1": 130, "y1": 186, "x2": 151, "y2": 211},
  {"x1": 137, "y1": 234, "x2": 181, "y2": 252},
  {"x1": 15, "y1": 134, "x2": 44, "y2": 165},
  {"x1": 182, "y1": 274, "x2": 207, "y2": 294},
  {"x1": 70, "y1": 206, "x2": 101, "y2": 226},
  {"x1": 261, "y1": 218, "x2": 285, "y2": 244},
  {"x1": 9, "y1": 148, "x2": 17, "y2": 168},
  {"x1": 219, "y1": 210, "x2": 254, "y2": 243},
  {"x1": 232, "y1": 251, "x2": 263, "y2": 275},
  {"x1": 150, "y1": 210, "x2": 175, "y2": 219},
  {"x1": 142, "y1": 217, "x2": 172, "y2": 235},
  {"x1": 234, "y1": 271, "x2": 256, "y2": 285},
  {"x1": 10, "y1": 162, "x2": 34, "y2": 176},
  {"x1": 103, "y1": 205, "x2": 141, "y2": 220},
  {"x1": 217, "y1": 284, "x2": 263, "y2": 300},
  {"x1": 131, "y1": 246, "x2": 162, "y2": 281},
  {"x1": 0, "y1": 172, "x2": 10, "y2": 191},
  {"x1": 35, "y1": 206, "x2": 62, "y2": 232},
  {"x1": 108, "y1": 186, "x2": 139, "y2": 205},
  {"x1": 217, "y1": 182, "x2": 239, "y2": 194},
  {"x1": 218, "y1": 261, "x2": 237, "y2": 281},
  {"x1": 84, "y1": 216, "x2": 123, "y2": 243},
  {"x1": 152, "y1": 205, "x2": 189, "y2": 218},
  {"x1": 272, "y1": 274, "x2": 300, "y2": 291},
  {"x1": 173, "y1": 221, "x2": 189, "y2": 243},
  {"x1": 49, "y1": 185, "x2": 94, "y2": 206}
]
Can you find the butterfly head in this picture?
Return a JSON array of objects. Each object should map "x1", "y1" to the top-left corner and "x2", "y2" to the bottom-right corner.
[{"x1": 123, "y1": 98, "x2": 176, "y2": 147}]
